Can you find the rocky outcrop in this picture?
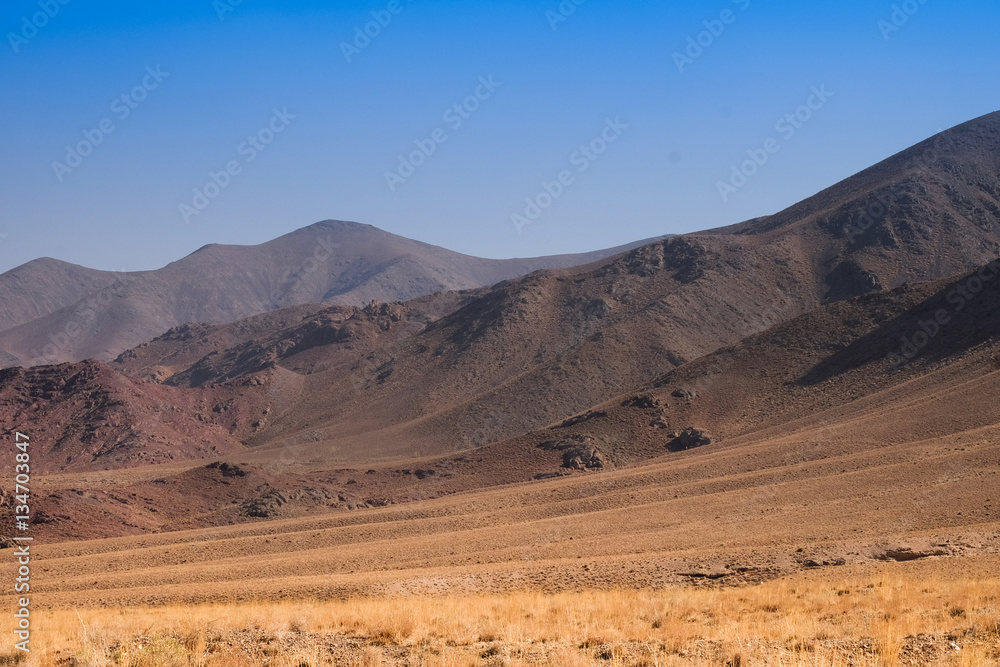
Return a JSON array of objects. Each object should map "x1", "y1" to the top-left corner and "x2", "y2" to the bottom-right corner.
[
  {"x1": 538, "y1": 437, "x2": 608, "y2": 471},
  {"x1": 621, "y1": 394, "x2": 658, "y2": 409},
  {"x1": 667, "y1": 427, "x2": 713, "y2": 452}
]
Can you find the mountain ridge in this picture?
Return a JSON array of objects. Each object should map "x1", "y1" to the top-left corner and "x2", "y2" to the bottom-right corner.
[
  {"x1": 90, "y1": 113, "x2": 1000, "y2": 468},
  {"x1": 0, "y1": 221, "x2": 669, "y2": 367}
]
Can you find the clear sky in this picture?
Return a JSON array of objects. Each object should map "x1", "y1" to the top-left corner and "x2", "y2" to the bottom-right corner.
[{"x1": 1, "y1": 0, "x2": 998, "y2": 273}]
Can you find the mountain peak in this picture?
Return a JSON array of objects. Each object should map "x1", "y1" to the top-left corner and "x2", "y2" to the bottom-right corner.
[
  {"x1": 727, "y1": 110, "x2": 1000, "y2": 242},
  {"x1": 303, "y1": 219, "x2": 377, "y2": 233}
]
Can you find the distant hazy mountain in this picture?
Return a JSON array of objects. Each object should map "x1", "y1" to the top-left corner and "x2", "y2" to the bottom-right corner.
[{"x1": 0, "y1": 221, "x2": 668, "y2": 366}]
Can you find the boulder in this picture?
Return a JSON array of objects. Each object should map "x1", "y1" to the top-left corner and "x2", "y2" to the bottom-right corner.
[
  {"x1": 671, "y1": 388, "x2": 697, "y2": 402},
  {"x1": 667, "y1": 427, "x2": 712, "y2": 452},
  {"x1": 241, "y1": 489, "x2": 288, "y2": 518},
  {"x1": 621, "y1": 394, "x2": 658, "y2": 409},
  {"x1": 564, "y1": 445, "x2": 606, "y2": 471},
  {"x1": 538, "y1": 437, "x2": 609, "y2": 471}
]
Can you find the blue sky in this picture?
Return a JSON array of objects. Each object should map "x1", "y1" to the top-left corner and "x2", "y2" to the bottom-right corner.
[{"x1": 1, "y1": 0, "x2": 998, "y2": 273}]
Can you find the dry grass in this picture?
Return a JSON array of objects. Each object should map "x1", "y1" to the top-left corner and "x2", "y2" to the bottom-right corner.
[{"x1": 23, "y1": 573, "x2": 1000, "y2": 666}]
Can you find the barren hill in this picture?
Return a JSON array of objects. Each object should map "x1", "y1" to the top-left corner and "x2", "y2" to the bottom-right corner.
[
  {"x1": 0, "y1": 222, "x2": 665, "y2": 366},
  {"x1": 92, "y1": 114, "x2": 1000, "y2": 464},
  {"x1": 20, "y1": 259, "x2": 1000, "y2": 603},
  {"x1": 2, "y1": 112, "x2": 1000, "y2": 552}
]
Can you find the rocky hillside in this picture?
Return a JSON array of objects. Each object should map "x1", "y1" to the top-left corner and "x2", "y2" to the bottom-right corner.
[{"x1": 0, "y1": 221, "x2": 665, "y2": 366}]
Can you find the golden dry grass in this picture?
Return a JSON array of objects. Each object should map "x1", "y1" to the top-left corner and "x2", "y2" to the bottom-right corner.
[{"x1": 20, "y1": 572, "x2": 1000, "y2": 666}]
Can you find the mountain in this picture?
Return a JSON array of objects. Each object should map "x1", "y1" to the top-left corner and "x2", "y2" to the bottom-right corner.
[
  {"x1": 0, "y1": 221, "x2": 668, "y2": 367},
  {"x1": 98, "y1": 113, "x2": 1000, "y2": 463},
  {"x1": 720, "y1": 110, "x2": 1000, "y2": 294},
  {"x1": 0, "y1": 361, "x2": 256, "y2": 472},
  {"x1": 4, "y1": 111, "x2": 1000, "y2": 546},
  {"x1": 20, "y1": 259, "x2": 1000, "y2": 552}
]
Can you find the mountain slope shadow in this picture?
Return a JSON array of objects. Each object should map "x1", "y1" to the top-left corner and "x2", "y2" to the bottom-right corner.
[{"x1": 798, "y1": 258, "x2": 1000, "y2": 385}]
